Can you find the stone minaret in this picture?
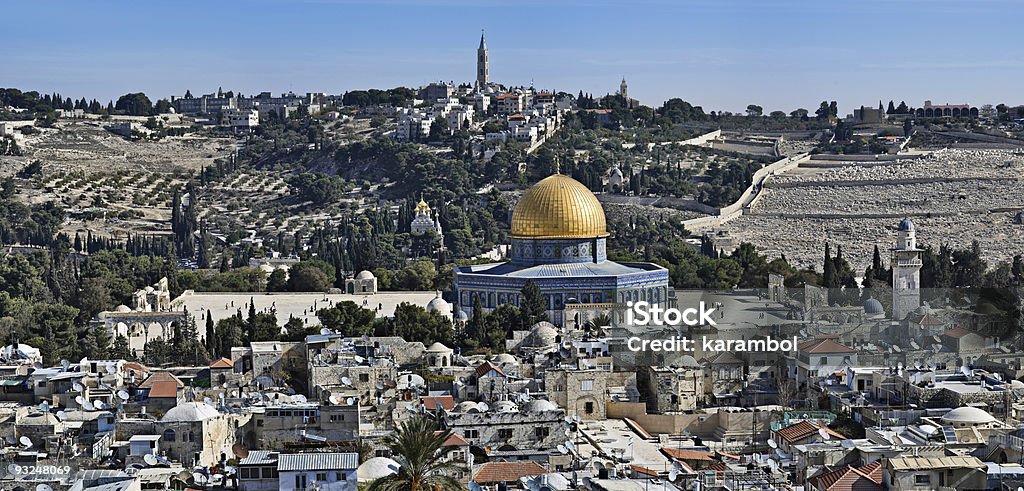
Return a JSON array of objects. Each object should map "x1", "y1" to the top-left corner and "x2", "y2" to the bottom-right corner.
[
  {"x1": 477, "y1": 30, "x2": 489, "y2": 89},
  {"x1": 892, "y1": 218, "x2": 921, "y2": 321}
]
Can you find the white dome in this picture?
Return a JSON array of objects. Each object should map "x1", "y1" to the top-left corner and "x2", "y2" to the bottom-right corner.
[
  {"x1": 674, "y1": 355, "x2": 700, "y2": 369},
  {"x1": 355, "y1": 270, "x2": 375, "y2": 280},
  {"x1": 523, "y1": 399, "x2": 559, "y2": 413},
  {"x1": 492, "y1": 400, "x2": 519, "y2": 413},
  {"x1": 358, "y1": 457, "x2": 400, "y2": 482},
  {"x1": 426, "y1": 342, "x2": 451, "y2": 353},
  {"x1": 161, "y1": 402, "x2": 220, "y2": 422},
  {"x1": 492, "y1": 353, "x2": 518, "y2": 365},
  {"x1": 115, "y1": 305, "x2": 132, "y2": 313},
  {"x1": 426, "y1": 296, "x2": 452, "y2": 315},
  {"x1": 454, "y1": 401, "x2": 482, "y2": 413},
  {"x1": 941, "y1": 406, "x2": 995, "y2": 425},
  {"x1": 526, "y1": 322, "x2": 558, "y2": 347}
]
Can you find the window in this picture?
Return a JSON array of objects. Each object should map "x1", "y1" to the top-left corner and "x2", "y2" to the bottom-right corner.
[
  {"x1": 915, "y1": 475, "x2": 930, "y2": 485},
  {"x1": 240, "y1": 467, "x2": 252, "y2": 479},
  {"x1": 359, "y1": 374, "x2": 370, "y2": 382},
  {"x1": 819, "y1": 357, "x2": 828, "y2": 365},
  {"x1": 257, "y1": 419, "x2": 264, "y2": 427},
  {"x1": 536, "y1": 427, "x2": 549, "y2": 438},
  {"x1": 498, "y1": 428, "x2": 513, "y2": 439},
  {"x1": 585, "y1": 402, "x2": 595, "y2": 414},
  {"x1": 580, "y1": 380, "x2": 594, "y2": 391},
  {"x1": 262, "y1": 467, "x2": 276, "y2": 478},
  {"x1": 336, "y1": 472, "x2": 347, "y2": 480},
  {"x1": 295, "y1": 475, "x2": 307, "y2": 488},
  {"x1": 316, "y1": 473, "x2": 328, "y2": 481},
  {"x1": 162, "y1": 429, "x2": 176, "y2": 442},
  {"x1": 464, "y1": 429, "x2": 479, "y2": 439}
]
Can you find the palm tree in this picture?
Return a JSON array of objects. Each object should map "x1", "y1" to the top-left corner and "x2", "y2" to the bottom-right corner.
[{"x1": 368, "y1": 417, "x2": 466, "y2": 491}]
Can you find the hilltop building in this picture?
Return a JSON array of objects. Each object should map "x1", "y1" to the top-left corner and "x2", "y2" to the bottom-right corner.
[
  {"x1": 476, "y1": 30, "x2": 489, "y2": 89},
  {"x1": 410, "y1": 197, "x2": 443, "y2": 237},
  {"x1": 453, "y1": 173, "x2": 671, "y2": 325}
]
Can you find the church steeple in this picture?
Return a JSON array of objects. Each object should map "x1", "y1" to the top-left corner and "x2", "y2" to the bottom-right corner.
[{"x1": 476, "y1": 29, "x2": 489, "y2": 89}]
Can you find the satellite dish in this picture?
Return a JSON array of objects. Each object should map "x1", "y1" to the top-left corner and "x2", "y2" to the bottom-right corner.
[
  {"x1": 72, "y1": 382, "x2": 83, "y2": 392},
  {"x1": 56, "y1": 410, "x2": 66, "y2": 421},
  {"x1": 961, "y1": 365, "x2": 972, "y2": 376},
  {"x1": 375, "y1": 381, "x2": 384, "y2": 390},
  {"x1": 775, "y1": 448, "x2": 787, "y2": 459},
  {"x1": 118, "y1": 390, "x2": 130, "y2": 401},
  {"x1": 20, "y1": 436, "x2": 32, "y2": 448},
  {"x1": 232, "y1": 443, "x2": 250, "y2": 459},
  {"x1": 60, "y1": 360, "x2": 70, "y2": 371},
  {"x1": 565, "y1": 440, "x2": 576, "y2": 451},
  {"x1": 98, "y1": 402, "x2": 109, "y2": 410},
  {"x1": 818, "y1": 427, "x2": 830, "y2": 440},
  {"x1": 320, "y1": 328, "x2": 332, "y2": 336},
  {"x1": 341, "y1": 377, "x2": 352, "y2": 386},
  {"x1": 346, "y1": 397, "x2": 355, "y2": 406},
  {"x1": 75, "y1": 395, "x2": 85, "y2": 406},
  {"x1": 38, "y1": 401, "x2": 49, "y2": 413},
  {"x1": 405, "y1": 404, "x2": 417, "y2": 413},
  {"x1": 767, "y1": 439, "x2": 778, "y2": 449},
  {"x1": 36, "y1": 484, "x2": 53, "y2": 491},
  {"x1": 83, "y1": 400, "x2": 95, "y2": 411},
  {"x1": 477, "y1": 402, "x2": 489, "y2": 412},
  {"x1": 144, "y1": 454, "x2": 158, "y2": 466},
  {"x1": 291, "y1": 394, "x2": 307, "y2": 403},
  {"x1": 668, "y1": 468, "x2": 678, "y2": 481},
  {"x1": 192, "y1": 472, "x2": 208, "y2": 483},
  {"x1": 204, "y1": 397, "x2": 213, "y2": 406},
  {"x1": 328, "y1": 395, "x2": 340, "y2": 405},
  {"x1": 557, "y1": 444, "x2": 568, "y2": 454},
  {"x1": 840, "y1": 439, "x2": 856, "y2": 449},
  {"x1": 106, "y1": 364, "x2": 117, "y2": 374}
]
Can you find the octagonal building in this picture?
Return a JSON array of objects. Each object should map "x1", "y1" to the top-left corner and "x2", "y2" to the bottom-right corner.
[{"x1": 453, "y1": 173, "x2": 670, "y2": 326}]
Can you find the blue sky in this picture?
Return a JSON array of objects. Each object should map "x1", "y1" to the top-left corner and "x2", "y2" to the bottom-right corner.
[{"x1": 3, "y1": 0, "x2": 1021, "y2": 114}]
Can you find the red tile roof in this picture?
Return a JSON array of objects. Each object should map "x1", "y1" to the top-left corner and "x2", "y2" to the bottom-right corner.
[
  {"x1": 473, "y1": 461, "x2": 547, "y2": 483},
  {"x1": 209, "y1": 357, "x2": 233, "y2": 369},
  {"x1": 799, "y1": 338, "x2": 857, "y2": 354},
  {"x1": 148, "y1": 380, "x2": 180, "y2": 399},
  {"x1": 944, "y1": 326, "x2": 972, "y2": 338},
  {"x1": 662, "y1": 448, "x2": 714, "y2": 461},
  {"x1": 422, "y1": 395, "x2": 456, "y2": 411},
  {"x1": 775, "y1": 420, "x2": 846, "y2": 444},
  {"x1": 807, "y1": 461, "x2": 883, "y2": 491},
  {"x1": 436, "y1": 431, "x2": 469, "y2": 447},
  {"x1": 475, "y1": 361, "x2": 507, "y2": 379},
  {"x1": 630, "y1": 465, "x2": 659, "y2": 477},
  {"x1": 139, "y1": 371, "x2": 184, "y2": 389}
]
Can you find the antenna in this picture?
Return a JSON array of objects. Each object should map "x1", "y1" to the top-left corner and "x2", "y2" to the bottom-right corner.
[
  {"x1": 767, "y1": 439, "x2": 778, "y2": 449},
  {"x1": 19, "y1": 436, "x2": 32, "y2": 448},
  {"x1": 818, "y1": 427, "x2": 831, "y2": 440},
  {"x1": 117, "y1": 390, "x2": 130, "y2": 401},
  {"x1": 143, "y1": 454, "x2": 158, "y2": 466}
]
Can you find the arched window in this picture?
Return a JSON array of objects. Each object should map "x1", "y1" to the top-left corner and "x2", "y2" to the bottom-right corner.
[{"x1": 163, "y1": 429, "x2": 176, "y2": 442}]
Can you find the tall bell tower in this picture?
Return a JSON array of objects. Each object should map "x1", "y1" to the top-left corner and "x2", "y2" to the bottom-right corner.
[
  {"x1": 476, "y1": 30, "x2": 489, "y2": 89},
  {"x1": 892, "y1": 218, "x2": 922, "y2": 321}
]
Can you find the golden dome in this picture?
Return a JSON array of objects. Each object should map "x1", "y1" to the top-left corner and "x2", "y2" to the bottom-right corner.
[
  {"x1": 511, "y1": 174, "x2": 608, "y2": 239},
  {"x1": 415, "y1": 197, "x2": 431, "y2": 214}
]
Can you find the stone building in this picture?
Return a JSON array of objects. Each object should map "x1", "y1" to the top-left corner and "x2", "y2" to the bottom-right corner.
[
  {"x1": 442, "y1": 399, "x2": 566, "y2": 453},
  {"x1": 639, "y1": 359, "x2": 705, "y2": 413},
  {"x1": 544, "y1": 367, "x2": 607, "y2": 420},
  {"x1": 410, "y1": 198, "x2": 443, "y2": 237},
  {"x1": 883, "y1": 455, "x2": 986, "y2": 491},
  {"x1": 345, "y1": 270, "x2": 378, "y2": 295},
  {"x1": 891, "y1": 218, "x2": 922, "y2": 321},
  {"x1": 157, "y1": 402, "x2": 238, "y2": 468}
]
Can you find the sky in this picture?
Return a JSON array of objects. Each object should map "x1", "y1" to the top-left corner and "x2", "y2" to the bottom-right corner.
[{"x1": 3, "y1": 0, "x2": 1022, "y2": 114}]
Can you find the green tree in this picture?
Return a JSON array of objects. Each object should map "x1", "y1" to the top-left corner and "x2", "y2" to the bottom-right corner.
[
  {"x1": 519, "y1": 281, "x2": 547, "y2": 328},
  {"x1": 287, "y1": 259, "x2": 336, "y2": 291},
  {"x1": 367, "y1": 417, "x2": 466, "y2": 491},
  {"x1": 746, "y1": 104, "x2": 763, "y2": 117},
  {"x1": 267, "y1": 269, "x2": 288, "y2": 292}
]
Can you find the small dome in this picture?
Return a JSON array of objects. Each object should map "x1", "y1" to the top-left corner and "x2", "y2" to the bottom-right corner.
[
  {"x1": 523, "y1": 399, "x2": 559, "y2": 413},
  {"x1": 526, "y1": 322, "x2": 558, "y2": 347},
  {"x1": 358, "y1": 457, "x2": 400, "y2": 482},
  {"x1": 115, "y1": 305, "x2": 132, "y2": 313},
  {"x1": 675, "y1": 355, "x2": 700, "y2": 369},
  {"x1": 355, "y1": 270, "x2": 375, "y2": 280},
  {"x1": 864, "y1": 298, "x2": 884, "y2": 314},
  {"x1": 492, "y1": 401, "x2": 519, "y2": 413},
  {"x1": 492, "y1": 353, "x2": 518, "y2": 365},
  {"x1": 161, "y1": 402, "x2": 220, "y2": 422},
  {"x1": 455, "y1": 310, "x2": 469, "y2": 321},
  {"x1": 427, "y1": 342, "x2": 451, "y2": 353},
  {"x1": 1011, "y1": 380, "x2": 1024, "y2": 390},
  {"x1": 941, "y1": 406, "x2": 995, "y2": 425},
  {"x1": 454, "y1": 401, "x2": 482, "y2": 413},
  {"x1": 426, "y1": 296, "x2": 452, "y2": 315},
  {"x1": 20, "y1": 412, "x2": 59, "y2": 426},
  {"x1": 610, "y1": 167, "x2": 623, "y2": 178},
  {"x1": 898, "y1": 218, "x2": 915, "y2": 232}
]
